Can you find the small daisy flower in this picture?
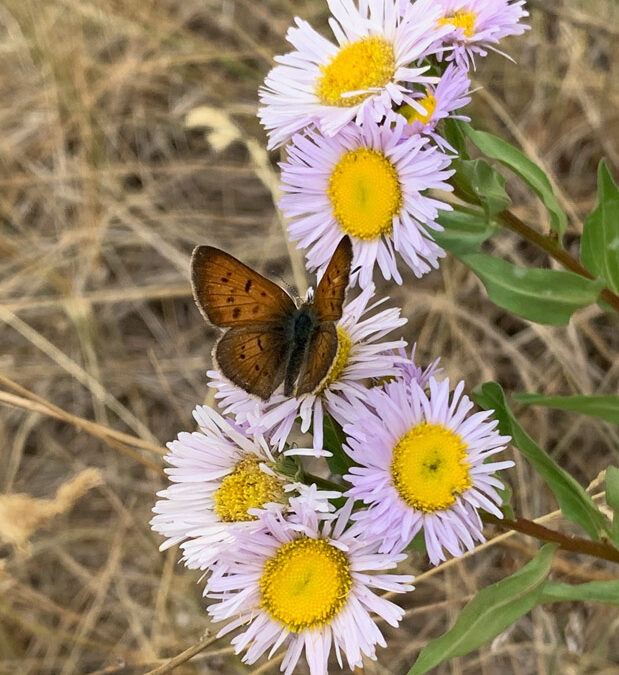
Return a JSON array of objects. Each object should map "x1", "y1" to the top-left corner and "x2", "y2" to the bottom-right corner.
[
  {"x1": 209, "y1": 283, "x2": 407, "y2": 452},
  {"x1": 435, "y1": 0, "x2": 529, "y2": 69},
  {"x1": 342, "y1": 376, "x2": 513, "y2": 565},
  {"x1": 151, "y1": 405, "x2": 290, "y2": 572},
  {"x1": 258, "y1": 0, "x2": 454, "y2": 148},
  {"x1": 378, "y1": 344, "x2": 442, "y2": 390},
  {"x1": 280, "y1": 114, "x2": 454, "y2": 287},
  {"x1": 394, "y1": 63, "x2": 472, "y2": 150},
  {"x1": 207, "y1": 499, "x2": 414, "y2": 675}
]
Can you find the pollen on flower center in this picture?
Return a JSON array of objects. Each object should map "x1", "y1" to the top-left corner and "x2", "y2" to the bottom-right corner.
[
  {"x1": 391, "y1": 423, "x2": 472, "y2": 512},
  {"x1": 399, "y1": 91, "x2": 437, "y2": 126},
  {"x1": 439, "y1": 11, "x2": 476, "y2": 38},
  {"x1": 260, "y1": 537, "x2": 352, "y2": 632},
  {"x1": 328, "y1": 148, "x2": 402, "y2": 240},
  {"x1": 214, "y1": 456, "x2": 283, "y2": 522},
  {"x1": 318, "y1": 325, "x2": 352, "y2": 392},
  {"x1": 315, "y1": 36, "x2": 396, "y2": 107}
]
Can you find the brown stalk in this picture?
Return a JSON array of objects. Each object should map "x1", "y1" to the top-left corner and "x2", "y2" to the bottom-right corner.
[{"x1": 483, "y1": 514, "x2": 619, "y2": 564}]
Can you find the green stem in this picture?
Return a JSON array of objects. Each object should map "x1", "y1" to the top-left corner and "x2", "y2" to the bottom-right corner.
[
  {"x1": 483, "y1": 513, "x2": 619, "y2": 564},
  {"x1": 497, "y1": 209, "x2": 619, "y2": 312}
]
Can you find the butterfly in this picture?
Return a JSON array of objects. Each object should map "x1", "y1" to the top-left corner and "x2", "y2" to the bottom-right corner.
[{"x1": 191, "y1": 236, "x2": 353, "y2": 401}]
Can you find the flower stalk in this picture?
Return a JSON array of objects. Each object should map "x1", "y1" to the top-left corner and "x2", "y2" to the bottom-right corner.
[
  {"x1": 483, "y1": 513, "x2": 619, "y2": 564},
  {"x1": 497, "y1": 209, "x2": 619, "y2": 312}
]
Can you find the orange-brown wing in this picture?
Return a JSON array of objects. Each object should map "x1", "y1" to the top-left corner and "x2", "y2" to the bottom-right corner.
[
  {"x1": 295, "y1": 323, "x2": 338, "y2": 397},
  {"x1": 313, "y1": 236, "x2": 353, "y2": 321},
  {"x1": 215, "y1": 327, "x2": 290, "y2": 400},
  {"x1": 191, "y1": 246, "x2": 296, "y2": 327}
]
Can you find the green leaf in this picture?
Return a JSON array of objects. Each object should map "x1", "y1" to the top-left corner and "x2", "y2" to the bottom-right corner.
[
  {"x1": 408, "y1": 545, "x2": 556, "y2": 675},
  {"x1": 322, "y1": 413, "x2": 355, "y2": 475},
  {"x1": 434, "y1": 209, "x2": 499, "y2": 254},
  {"x1": 452, "y1": 158, "x2": 512, "y2": 218},
  {"x1": 606, "y1": 467, "x2": 619, "y2": 548},
  {"x1": 442, "y1": 118, "x2": 469, "y2": 159},
  {"x1": 581, "y1": 160, "x2": 619, "y2": 294},
  {"x1": 473, "y1": 382, "x2": 609, "y2": 541},
  {"x1": 407, "y1": 529, "x2": 427, "y2": 555},
  {"x1": 462, "y1": 124, "x2": 567, "y2": 237},
  {"x1": 512, "y1": 393, "x2": 619, "y2": 424},
  {"x1": 541, "y1": 580, "x2": 619, "y2": 606},
  {"x1": 497, "y1": 480, "x2": 515, "y2": 521},
  {"x1": 459, "y1": 253, "x2": 605, "y2": 325}
]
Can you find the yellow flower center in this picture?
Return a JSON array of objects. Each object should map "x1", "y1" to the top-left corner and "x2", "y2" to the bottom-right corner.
[
  {"x1": 391, "y1": 423, "x2": 472, "y2": 513},
  {"x1": 318, "y1": 325, "x2": 352, "y2": 392},
  {"x1": 315, "y1": 36, "x2": 396, "y2": 107},
  {"x1": 439, "y1": 11, "x2": 476, "y2": 38},
  {"x1": 399, "y1": 91, "x2": 437, "y2": 126},
  {"x1": 328, "y1": 148, "x2": 402, "y2": 240},
  {"x1": 260, "y1": 538, "x2": 352, "y2": 632},
  {"x1": 213, "y1": 456, "x2": 283, "y2": 522}
]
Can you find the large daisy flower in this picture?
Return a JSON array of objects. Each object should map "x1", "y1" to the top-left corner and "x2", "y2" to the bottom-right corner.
[
  {"x1": 280, "y1": 113, "x2": 454, "y2": 287},
  {"x1": 341, "y1": 376, "x2": 513, "y2": 564},
  {"x1": 394, "y1": 62, "x2": 472, "y2": 150},
  {"x1": 151, "y1": 405, "x2": 334, "y2": 572},
  {"x1": 258, "y1": 0, "x2": 454, "y2": 149},
  {"x1": 435, "y1": 0, "x2": 529, "y2": 69},
  {"x1": 207, "y1": 498, "x2": 414, "y2": 675},
  {"x1": 209, "y1": 283, "x2": 407, "y2": 452}
]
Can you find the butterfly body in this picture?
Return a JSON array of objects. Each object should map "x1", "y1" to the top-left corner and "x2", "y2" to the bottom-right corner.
[
  {"x1": 191, "y1": 237, "x2": 352, "y2": 401},
  {"x1": 282, "y1": 305, "x2": 322, "y2": 397}
]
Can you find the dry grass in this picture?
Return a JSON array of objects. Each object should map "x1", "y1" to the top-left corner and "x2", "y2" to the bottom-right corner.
[{"x1": 0, "y1": 1, "x2": 617, "y2": 673}]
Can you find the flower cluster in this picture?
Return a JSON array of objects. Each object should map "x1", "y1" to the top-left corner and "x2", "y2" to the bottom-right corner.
[
  {"x1": 152, "y1": 1, "x2": 527, "y2": 673},
  {"x1": 264, "y1": 0, "x2": 528, "y2": 287}
]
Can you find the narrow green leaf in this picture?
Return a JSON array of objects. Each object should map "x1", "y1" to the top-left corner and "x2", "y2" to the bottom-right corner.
[
  {"x1": 473, "y1": 382, "x2": 609, "y2": 541},
  {"x1": 459, "y1": 253, "x2": 604, "y2": 325},
  {"x1": 408, "y1": 545, "x2": 556, "y2": 675},
  {"x1": 581, "y1": 160, "x2": 619, "y2": 294},
  {"x1": 462, "y1": 124, "x2": 567, "y2": 237},
  {"x1": 497, "y1": 480, "x2": 515, "y2": 521},
  {"x1": 442, "y1": 118, "x2": 469, "y2": 159},
  {"x1": 606, "y1": 467, "x2": 619, "y2": 548},
  {"x1": 322, "y1": 413, "x2": 354, "y2": 475},
  {"x1": 453, "y1": 159, "x2": 512, "y2": 218},
  {"x1": 408, "y1": 529, "x2": 427, "y2": 555},
  {"x1": 541, "y1": 580, "x2": 619, "y2": 606},
  {"x1": 434, "y1": 209, "x2": 499, "y2": 254},
  {"x1": 513, "y1": 393, "x2": 619, "y2": 424}
]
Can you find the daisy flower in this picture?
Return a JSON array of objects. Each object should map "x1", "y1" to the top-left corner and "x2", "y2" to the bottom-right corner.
[
  {"x1": 151, "y1": 405, "x2": 303, "y2": 572},
  {"x1": 280, "y1": 113, "x2": 454, "y2": 287},
  {"x1": 258, "y1": 0, "x2": 454, "y2": 149},
  {"x1": 207, "y1": 498, "x2": 414, "y2": 675},
  {"x1": 209, "y1": 283, "x2": 407, "y2": 452},
  {"x1": 394, "y1": 62, "x2": 472, "y2": 150},
  {"x1": 342, "y1": 376, "x2": 513, "y2": 564},
  {"x1": 435, "y1": 0, "x2": 529, "y2": 69}
]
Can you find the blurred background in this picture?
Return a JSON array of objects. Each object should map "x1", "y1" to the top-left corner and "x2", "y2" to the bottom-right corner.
[{"x1": 0, "y1": 1, "x2": 617, "y2": 673}]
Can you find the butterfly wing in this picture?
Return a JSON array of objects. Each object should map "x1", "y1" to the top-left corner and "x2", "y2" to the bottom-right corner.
[
  {"x1": 295, "y1": 323, "x2": 338, "y2": 397},
  {"x1": 313, "y1": 236, "x2": 353, "y2": 321},
  {"x1": 191, "y1": 246, "x2": 296, "y2": 327},
  {"x1": 215, "y1": 326, "x2": 290, "y2": 400}
]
